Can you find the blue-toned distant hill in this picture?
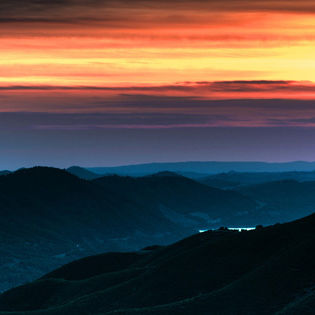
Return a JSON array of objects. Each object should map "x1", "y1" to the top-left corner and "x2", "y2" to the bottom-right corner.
[
  {"x1": 0, "y1": 167, "x2": 259, "y2": 293},
  {"x1": 94, "y1": 172, "x2": 257, "y2": 227},
  {"x1": 0, "y1": 214, "x2": 313, "y2": 314},
  {"x1": 237, "y1": 179, "x2": 315, "y2": 221},
  {"x1": 1, "y1": 166, "x2": 315, "y2": 295},
  {"x1": 66, "y1": 166, "x2": 102, "y2": 180},
  {"x1": 87, "y1": 161, "x2": 315, "y2": 177},
  {"x1": 200, "y1": 170, "x2": 315, "y2": 189}
]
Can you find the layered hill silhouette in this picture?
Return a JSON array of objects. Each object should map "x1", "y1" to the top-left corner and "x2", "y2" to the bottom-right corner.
[
  {"x1": 87, "y1": 161, "x2": 315, "y2": 177},
  {"x1": 0, "y1": 214, "x2": 313, "y2": 314},
  {"x1": 0, "y1": 167, "x2": 258, "y2": 292},
  {"x1": 66, "y1": 166, "x2": 102, "y2": 180},
  {"x1": 1, "y1": 166, "x2": 314, "y2": 295},
  {"x1": 200, "y1": 170, "x2": 315, "y2": 189},
  {"x1": 238, "y1": 179, "x2": 315, "y2": 222},
  {"x1": 93, "y1": 172, "x2": 257, "y2": 227}
]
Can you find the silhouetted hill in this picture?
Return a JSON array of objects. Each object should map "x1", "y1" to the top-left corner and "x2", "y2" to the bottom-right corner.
[
  {"x1": 0, "y1": 214, "x2": 313, "y2": 314},
  {"x1": 0, "y1": 167, "x2": 184, "y2": 292},
  {"x1": 200, "y1": 170, "x2": 315, "y2": 189},
  {"x1": 0, "y1": 168, "x2": 173, "y2": 234},
  {"x1": 66, "y1": 166, "x2": 101, "y2": 180},
  {"x1": 1, "y1": 166, "x2": 313, "y2": 295},
  {"x1": 0, "y1": 167, "x2": 262, "y2": 292},
  {"x1": 94, "y1": 173, "x2": 258, "y2": 226},
  {"x1": 87, "y1": 161, "x2": 315, "y2": 177},
  {"x1": 149, "y1": 171, "x2": 181, "y2": 177},
  {"x1": 238, "y1": 180, "x2": 315, "y2": 222},
  {"x1": 0, "y1": 171, "x2": 10, "y2": 176}
]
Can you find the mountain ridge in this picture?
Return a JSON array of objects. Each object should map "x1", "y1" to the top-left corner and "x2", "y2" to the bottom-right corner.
[
  {"x1": 0, "y1": 213, "x2": 313, "y2": 314},
  {"x1": 0, "y1": 166, "x2": 260, "y2": 293},
  {"x1": 86, "y1": 161, "x2": 315, "y2": 177}
]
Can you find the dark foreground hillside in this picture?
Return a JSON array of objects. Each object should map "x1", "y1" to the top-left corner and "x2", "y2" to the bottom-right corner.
[
  {"x1": 0, "y1": 167, "x2": 257, "y2": 292},
  {"x1": 0, "y1": 214, "x2": 313, "y2": 315}
]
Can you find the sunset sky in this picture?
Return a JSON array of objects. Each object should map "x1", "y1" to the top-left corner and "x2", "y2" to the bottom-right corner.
[{"x1": 1, "y1": 0, "x2": 315, "y2": 169}]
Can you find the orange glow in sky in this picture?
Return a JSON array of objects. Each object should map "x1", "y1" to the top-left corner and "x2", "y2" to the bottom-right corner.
[
  {"x1": 1, "y1": 4, "x2": 315, "y2": 91},
  {"x1": 3, "y1": 1, "x2": 315, "y2": 168},
  {"x1": 1, "y1": 0, "x2": 315, "y2": 115}
]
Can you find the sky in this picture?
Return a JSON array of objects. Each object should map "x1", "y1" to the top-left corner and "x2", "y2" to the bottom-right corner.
[{"x1": 1, "y1": 0, "x2": 315, "y2": 169}]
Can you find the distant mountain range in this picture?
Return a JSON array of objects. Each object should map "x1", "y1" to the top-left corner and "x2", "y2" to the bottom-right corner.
[
  {"x1": 237, "y1": 179, "x2": 315, "y2": 220},
  {"x1": 200, "y1": 170, "x2": 315, "y2": 189},
  {"x1": 0, "y1": 167, "x2": 257, "y2": 292},
  {"x1": 0, "y1": 166, "x2": 315, "y2": 294},
  {"x1": 0, "y1": 213, "x2": 313, "y2": 314},
  {"x1": 67, "y1": 166, "x2": 102, "y2": 180},
  {"x1": 85, "y1": 161, "x2": 315, "y2": 177},
  {"x1": 66, "y1": 165, "x2": 315, "y2": 186}
]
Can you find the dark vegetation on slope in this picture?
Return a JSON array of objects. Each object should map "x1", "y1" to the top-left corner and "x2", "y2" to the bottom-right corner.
[
  {"x1": 0, "y1": 171, "x2": 11, "y2": 176},
  {"x1": 0, "y1": 167, "x2": 177, "y2": 236},
  {"x1": 93, "y1": 172, "x2": 257, "y2": 226},
  {"x1": 199, "y1": 170, "x2": 315, "y2": 189},
  {"x1": 238, "y1": 180, "x2": 315, "y2": 222},
  {"x1": 0, "y1": 167, "x2": 178, "y2": 292},
  {"x1": 0, "y1": 214, "x2": 313, "y2": 314},
  {"x1": 1, "y1": 166, "x2": 315, "y2": 295},
  {"x1": 0, "y1": 167, "x2": 258, "y2": 292}
]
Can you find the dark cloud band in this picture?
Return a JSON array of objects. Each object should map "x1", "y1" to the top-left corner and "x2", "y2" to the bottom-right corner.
[
  {"x1": 0, "y1": 80, "x2": 314, "y2": 93},
  {"x1": 1, "y1": 0, "x2": 315, "y2": 25}
]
